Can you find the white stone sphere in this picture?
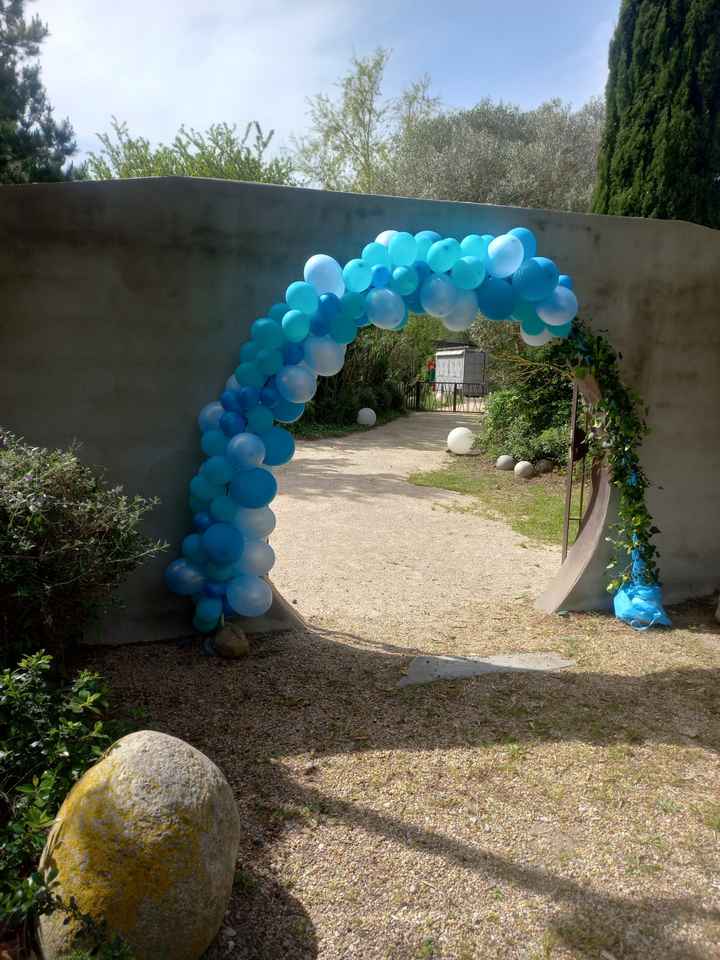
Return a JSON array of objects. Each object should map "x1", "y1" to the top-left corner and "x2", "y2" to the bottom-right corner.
[
  {"x1": 357, "y1": 407, "x2": 377, "y2": 427},
  {"x1": 514, "y1": 460, "x2": 535, "y2": 479},
  {"x1": 447, "y1": 427, "x2": 475, "y2": 455},
  {"x1": 496, "y1": 455, "x2": 515, "y2": 471}
]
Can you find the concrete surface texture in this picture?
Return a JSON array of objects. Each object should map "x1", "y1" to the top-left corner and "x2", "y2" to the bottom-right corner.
[
  {"x1": 398, "y1": 652, "x2": 576, "y2": 687},
  {"x1": 0, "y1": 178, "x2": 718, "y2": 643}
]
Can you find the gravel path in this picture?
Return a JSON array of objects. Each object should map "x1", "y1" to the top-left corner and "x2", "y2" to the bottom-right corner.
[{"x1": 271, "y1": 412, "x2": 560, "y2": 647}]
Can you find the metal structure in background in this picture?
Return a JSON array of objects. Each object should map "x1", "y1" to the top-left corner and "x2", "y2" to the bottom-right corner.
[
  {"x1": 405, "y1": 380, "x2": 488, "y2": 413},
  {"x1": 561, "y1": 381, "x2": 592, "y2": 562}
]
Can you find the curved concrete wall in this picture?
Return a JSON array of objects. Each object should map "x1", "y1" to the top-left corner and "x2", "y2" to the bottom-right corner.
[{"x1": 0, "y1": 178, "x2": 718, "y2": 643}]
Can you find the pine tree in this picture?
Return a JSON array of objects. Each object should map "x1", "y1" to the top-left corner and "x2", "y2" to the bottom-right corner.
[
  {"x1": 0, "y1": 0, "x2": 77, "y2": 183},
  {"x1": 593, "y1": 0, "x2": 720, "y2": 228}
]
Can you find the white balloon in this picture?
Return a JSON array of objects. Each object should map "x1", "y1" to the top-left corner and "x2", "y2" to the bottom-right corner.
[
  {"x1": 303, "y1": 254, "x2": 345, "y2": 298},
  {"x1": 276, "y1": 364, "x2": 317, "y2": 403},
  {"x1": 375, "y1": 229, "x2": 398, "y2": 246},
  {"x1": 234, "y1": 506, "x2": 276, "y2": 539},
  {"x1": 520, "y1": 327, "x2": 553, "y2": 346},
  {"x1": 537, "y1": 285, "x2": 579, "y2": 326},
  {"x1": 303, "y1": 335, "x2": 346, "y2": 376},
  {"x1": 442, "y1": 289, "x2": 478, "y2": 331},
  {"x1": 447, "y1": 427, "x2": 475, "y2": 455},
  {"x1": 357, "y1": 407, "x2": 377, "y2": 427},
  {"x1": 487, "y1": 234, "x2": 525, "y2": 278},
  {"x1": 238, "y1": 539, "x2": 275, "y2": 576}
]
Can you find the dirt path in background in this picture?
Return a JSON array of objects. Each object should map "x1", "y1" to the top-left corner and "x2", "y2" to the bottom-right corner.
[{"x1": 271, "y1": 411, "x2": 560, "y2": 650}]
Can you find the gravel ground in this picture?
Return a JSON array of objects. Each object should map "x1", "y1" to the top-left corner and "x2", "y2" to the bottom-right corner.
[{"x1": 90, "y1": 414, "x2": 720, "y2": 960}]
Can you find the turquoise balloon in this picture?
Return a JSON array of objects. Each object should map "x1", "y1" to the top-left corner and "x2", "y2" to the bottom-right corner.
[
  {"x1": 195, "y1": 596, "x2": 222, "y2": 623},
  {"x1": 388, "y1": 231, "x2": 417, "y2": 266},
  {"x1": 239, "y1": 341, "x2": 259, "y2": 363},
  {"x1": 286, "y1": 280, "x2": 319, "y2": 315},
  {"x1": 268, "y1": 302, "x2": 288, "y2": 321},
  {"x1": 512, "y1": 257, "x2": 559, "y2": 302},
  {"x1": 234, "y1": 362, "x2": 265, "y2": 389},
  {"x1": 200, "y1": 455, "x2": 233, "y2": 486},
  {"x1": 189, "y1": 495, "x2": 206, "y2": 514},
  {"x1": 427, "y1": 238, "x2": 462, "y2": 273},
  {"x1": 451, "y1": 256, "x2": 486, "y2": 290},
  {"x1": 508, "y1": 227, "x2": 537, "y2": 259},
  {"x1": 329, "y1": 312, "x2": 358, "y2": 344},
  {"x1": 229, "y1": 467, "x2": 277, "y2": 508},
  {"x1": 251, "y1": 317, "x2": 284, "y2": 350},
  {"x1": 201, "y1": 429, "x2": 228, "y2": 457},
  {"x1": 341, "y1": 291, "x2": 366, "y2": 321},
  {"x1": 414, "y1": 230, "x2": 441, "y2": 261},
  {"x1": 476, "y1": 276, "x2": 516, "y2": 320},
  {"x1": 361, "y1": 242, "x2": 390, "y2": 268},
  {"x1": 259, "y1": 426, "x2": 295, "y2": 466},
  {"x1": 282, "y1": 309, "x2": 311, "y2": 343},
  {"x1": 390, "y1": 266, "x2": 419, "y2": 296},
  {"x1": 273, "y1": 398, "x2": 305, "y2": 423},
  {"x1": 210, "y1": 494, "x2": 240, "y2": 523},
  {"x1": 246, "y1": 405, "x2": 274, "y2": 435},
  {"x1": 558, "y1": 274, "x2": 574, "y2": 290},
  {"x1": 511, "y1": 298, "x2": 542, "y2": 331},
  {"x1": 460, "y1": 234, "x2": 491, "y2": 259},
  {"x1": 205, "y1": 561, "x2": 236, "y2": 581},
  {"x1": 549, "y1": 320, "x2": 573, "y2": 338},
  {"x1": 190, "y1": 474, "x2": 223, "y2": 503},
  {"x1": 343, "y1": 258, "x2": 372, "y2": 293},
  {"x1": 256, "y1": 348, "x2": 283, "y2": 376}
]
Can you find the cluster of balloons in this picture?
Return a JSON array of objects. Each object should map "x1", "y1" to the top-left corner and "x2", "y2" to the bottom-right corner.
[{"x1": 166, "y1": 225, "x2": 579, "y2": 633}]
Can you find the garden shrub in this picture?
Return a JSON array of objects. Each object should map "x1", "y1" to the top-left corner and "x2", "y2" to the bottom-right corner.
[
  {"x1": 482, "y1": 388, "x2": 570, "y2": 465},
  {"x1": 0, "y1": 432, "x2": 165, "y2": 664}
]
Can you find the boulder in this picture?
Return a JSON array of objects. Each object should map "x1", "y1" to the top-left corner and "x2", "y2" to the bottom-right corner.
[
  {"x1": 495, "y1": 455, "x2": 515, "y2": 471},
  {"x1": 514, "y1": 460, "x2": 535, "y2": 480},
  {"x1": 38, "y1": 731, "x2": 240, "y2": 960},
  {"x1": 535, "y1": 459, "x2": 554, "y2": 474},
  {"x1": 212, "y1": 622, "x2": 250, "y2": 658}
]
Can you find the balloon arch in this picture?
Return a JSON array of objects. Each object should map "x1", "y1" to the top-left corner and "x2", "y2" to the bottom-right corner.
[{"x1": 165, "y1": 226, "x2": 580, "y2": 634}]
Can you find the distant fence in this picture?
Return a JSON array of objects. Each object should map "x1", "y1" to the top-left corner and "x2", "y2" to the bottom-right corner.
[{"x1": 404, "y1": 381, "x2": 488, "y2": 413}]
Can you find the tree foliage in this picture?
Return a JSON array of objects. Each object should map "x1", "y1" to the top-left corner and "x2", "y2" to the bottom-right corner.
[
  {"x1": 87, "y1": 118, "x2": 294, "y2": 184},
  {"x1": 0, "y1": 0, "x2": 78, "y2": 183},
  {"x1": 593, "y1": 0, "x2": 720, "y2": 227}
]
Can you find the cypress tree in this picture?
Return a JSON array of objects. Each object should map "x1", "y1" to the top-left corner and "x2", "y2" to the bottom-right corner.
[{"x1": 593, "y1": 0, "x2": 720, "y2": 228}]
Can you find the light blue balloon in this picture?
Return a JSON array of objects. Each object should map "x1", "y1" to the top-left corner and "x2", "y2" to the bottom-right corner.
[
  {"x1": 343, "y1": 258, "x2": 372, "y2": 293},
  {"x1": 273, "y1": 398, "x2": 305, "y2": 423},
  {"x1": 388, "y1": 231, "x2": 417, "y2": 267},
  {"x1": 286, "y1": 280, "x2": 319, "y2": 316},
  {"x1": 246, "y1": 405, "x2": 274, "y2": 435},
  {"x1": 558, "y1": 275, "x2": 574, "y2": 290},
  {"x1": 365, "y1": 288, "x2": 405, "y2": 329},
  {"x1": 251, "y1": 318, "x2": 284, "y2": 350},
  {"x1": 201, "y1": 428, "x2": 228, "y2": 457},
  {"x1": 234, "y1": 362, "x2": 265, "y2": 389},
  {"x1": 414, "y1": 230, "x2": 441, "y2": 261},
  {"x1": 229, "y1": 467, "x2": 278, "y2": 508},
  {"x1": 512, "y1": 257, "x2": 559, "y2": 302},
  {"x1": 304, "y1": 254, "x2": 345, "y2": 297},
  {"x1": 361, "y1": 242, "x2": 390, "y2": 268},
  {"x1": 165, "y1": 558, "x2": 205, "y2": 597},
  {"x1": 537, "y1": 286, "x2": 579, "y2": 326},
  {"x1": 442, "y1": 289, "x2": 478, "y2": 331},
  {"x1": 476, "y1": 277, "x2": 517, "y2": 320},
  {"x1": 210, "y1": 494, "x2": 240, "y2": 524},
  {"x1": 198, "y1": 402, "x2": 224, "y2": 432},
  {"x1": 487, "y1": 234, "x2": 525, "y2": 278},
  {"x1": 200, "y1": 455, "x2": 233, "y2": 486},
  {"x1": 460, "y1": 234, "x2": 492, "y2": 259},
  {"x1": 239, "y1": 341, "x2": 259, "y2": 363},
  {"x1": 419, "y1": 275, "x2": 458, "y2": 317},
  {"x1": 202, "y1": 522, "x2": 245, "y2": 565},
  {"x1": 226, "y1": 432, "x2": 266, "y2": 471},
  {"x1": 427, "y1": 238, "x2": 462, "y2": 273},
  {"x1": 226, "y1": 574, "x2": 273, "y2": 617},
  {"x1": 182, "y1": 533, "x2": 207, "y2": 565},
  {"x1": 508, "y1": 227, "x2": 537, "y2": 260},
  {"x1": 235, "y1": 506, "x2": 276, "y2": 539},
  {"x1": 451, "y1": 256, "x2": 486, "y2": 290},
  {"x1": 237, "y1": 539, "x2": 275, "y2": 577},
  {"x1": 282, "y1": 309, "x2": 311, "y2": 343},
  {"x1": 190, "y1": 474, "x2": 223, "y2": 504},
  {"x1": 259, "y1": 426, "x2": 295, "y2": 466},
  {"x1": 275, "y1": 364, "x2": 317, "y2": 403},
  {"x1": 390, "y1": 265, "x2": 419, "y2": 296}
]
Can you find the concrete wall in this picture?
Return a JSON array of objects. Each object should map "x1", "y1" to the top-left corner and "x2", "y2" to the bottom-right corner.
[{"x1": 1, "y1": 178, "x2": 718, "y2": 643}]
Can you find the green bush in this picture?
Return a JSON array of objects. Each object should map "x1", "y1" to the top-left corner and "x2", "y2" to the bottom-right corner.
[
  {"x1": 0, "y1": 432, "x2": 165, "y2": 664},
  {"x1": 481, "y1": 388, "x2": 570, "y2": 465},
  {"x1": 0, "y1": 652, "x2": 115, "y2": 934}
]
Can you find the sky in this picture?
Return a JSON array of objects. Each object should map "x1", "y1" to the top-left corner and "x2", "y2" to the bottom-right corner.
[{"x1": 32, "y1": 0, "x2": 620, "y2": 162}]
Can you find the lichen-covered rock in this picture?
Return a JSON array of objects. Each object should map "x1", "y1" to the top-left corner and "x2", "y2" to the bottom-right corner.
[
  {"x1": 514, "y1": 460, "x2": 535, "y2": 479},
  {"x1": 212, "y1": 622, "x2": 250, "y2": 658},
  {"x1": 38, "y1": 731, "x2": 240, "y2": 960}
]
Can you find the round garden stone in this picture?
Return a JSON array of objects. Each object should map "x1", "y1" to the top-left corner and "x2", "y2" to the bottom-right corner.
[
  {"x1": 38, "y1": 731, "x2": 240, "y2": 960},
  {"x1": 514, "y1": 460, "x2": 535, "y2": 479},
  {"x1": 535, "y1": 459, "x2": 554, "y2": 474},
  {"x1": 495, "y1": 455, "x2": 515, "y2": 471}
]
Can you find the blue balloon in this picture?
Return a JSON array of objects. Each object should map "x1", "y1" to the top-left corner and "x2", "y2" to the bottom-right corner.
[
  {"x1": 165, "y1": 559, "x2": 205, "y2": 597},
  {"x1": 198, "y1": 402, "x2": 224, "y2": 432},
  {"x1": 220, "y1": 411, "x2": 247, "y2": 437},
  {"x1": 273, "y1": 398, "x2": 305, "y2": 423},
  {"x1": 237, "y1": 386, "x2": 260, "y2": 410},
  {"x1": 512, "y1": 257, "x2": 559, "y2": 302},
  {"x1": 414, "y1": 230, "x2": 441, "y2": 261},
  {"x1": 318, "y1": 293, "x2": 341, "y2": 322},
  {"x1": 220, "y1": 389, "x2": 242, "y2": 412},
  {"x1": 226, "y1": 432, "x2": 266, "y2": 471},
  {"x1": 239, "y1": 341, "x2": 259, "y2": 363},
  {"x1": 283, "y1": 342, "x2": 305, "y2": 365},
  {"x1": 343, "y1": 258, "x2": 372, "y2": 293},
  {"x1": 256, "y1": 348, "x2": 283, "y2": 376},
  {"x1": 201, "y1": 428, "x2": 228, "y2": 457},
  {"x1": 195, "y1": 596, "x2": 223, "y2": 622},
  {"x1": 508, "y1": 227, "x2": 537, "y2": 260},
  {"x1": 476, "y1": 276, "x2": 517, "y2": 320},
  {"x1": 260, "y1": 383, "x2": 280, "y2": 407},
  {"x1": 268, "y1": 302, "x2": 288, "y2": 322},
  {"x1": 427, "y1": 238, "x2": 462, "y2": 273},
  {"x1": 200, "y1": 455, "x2": 233, "y2": 486},
  {"x1": 260, "y1": 426, "x2": 295, "y2": 466},
  {"x1": 361, "y1": 241, "x2": 390, "y2": 267},
  {"x1": 201, "y1": 522, "x2": 244, "y2": 565},
  {"x1": 234, "y1": 362, "x2": 265, "y2": 389},
  {"x1": 251, "y1": 317, "x2": 284, "y2": 350},
  {"x1": 286, "y1": 280, "x2": 319, "y2": 315},
  {"x1": 310, "y1": 312, "x2": 331, "y2": 336},
  {"x1": 189, "y1": 494, "x2": 206, "y2": 515},
  {"x1": 371, "y1": 264, "x2": 391, "y2": 288},
  {"x1": 226, "y1": 574, "x2": 273, "y2": 617},
  {"x1": 205, "y1": 561, "x2": 237, "y2": 582},
  {"x1": 558, "y1": 274, "x2": 574, "y2": 290},
  {"x1": 203, "y1": 581, "x2": 227, "y2": 598},
  {"x1": 246, "y1": 405, "x2": 274, "y2": 435},
  {"x1": 390, "y1": 265, "x2": 419, "y2": 296},
  {"x1": 420, "y1": 275, "x2": 458, "y2": 317},
  {"x1": 229, "y1": 467, "x2": 278, "y2": 508},
  {"x1": 182, "y1": 533, "x2": 206, "y2": 564},
  {"x1": 193, "y1": 511, "x2": 213, "y2": 532}
]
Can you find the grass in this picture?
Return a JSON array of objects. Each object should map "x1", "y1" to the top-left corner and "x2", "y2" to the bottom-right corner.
[
  {"x1": 409, "y1": 454, "x2": 584, "y2": 544},
  {"x1": 289, "y1": 408, "x2": 406, "y2": 441}
]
